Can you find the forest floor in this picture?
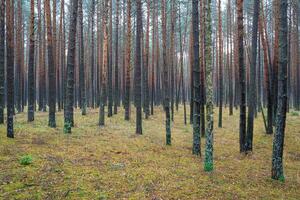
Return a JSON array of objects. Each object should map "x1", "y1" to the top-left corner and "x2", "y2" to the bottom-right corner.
[{"x1": 0, "y1": 106, "x2": 300, "y2": 199}]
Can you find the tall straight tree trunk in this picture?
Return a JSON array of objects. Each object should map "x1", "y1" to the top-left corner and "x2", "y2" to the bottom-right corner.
[
  {"x1": 192, "y1": 0, "x2": 200, "y2": 155},
  {"x1": 28, "y1": 0, "x2": 35, "y2": 122},
  {"x1": 15, "y1": 0, "x2": 22, "y2": 113},
  {"x1": 204, "y1": 0, "x2": 214, "y2": 172},
  {"x1": 57, "y1": 0, "x2": 64, "y2": 112},
  {"x1": 0, "y1": 0, "x2": 5, "y2": 124},
  {"x1": 151, "y1": 0, "x2": 156, "y2": 116},
  {"x1": 271, "y1": 0, "x2": 288, "y2": 181},
  {"x1": 114, "y1": 0, "x2": 119, "y2": 114},
  {"x1": 179, "y1": 3, "x2": 187, "y2": 125},
  {"x1": 108, "y1": 0, "x2": 113, "y2": 117},
  {"x1": 143, "y1": 0, "x2": 150, "y2": 119},
  {"x1": 189, "y1": 22, "x2": 194, "y2": 125},
  {"x1": 6, "y1": 0, "x2": 14, "y2": 138},
  {"x1": 170, "y1": 1, "x2": 175, "y2": 122},
  {"x1": 200, "y1": 0, "x2": 205, "y2": 137},
  {"x1": 229, "y1": 2, "x2": 234, "y2": 116},
  {"x1": 246, "y1": 0, "x2": 260, "y2": 152},
  {"x1": 99, "y1": 0, "x2": 109, "y2": 126},
  {"x1": 162, "y1": 0, "x2": 171, "y2": 144},
  {"x1": 218, "y1": 0, "x2": 223, "y2": 128},
  {"x1": 124, "y1": 0, "x2": 131, "y2": 121},
  {"x1": 78, "y1": 0, "x2": 86, "y2": 115},
  {"x1": 237, "y1": 0, "x2": 246, "y2": 153},
  {"x1": 135, "y1": 0, "x2": 143, "y2": 135},
  {"x1": 64, "y1": 0, "x2": 79, "y2": 133},
  {"x1": 90, "y1": 0, "x2": 95, "y2": 109},
  {"x1": 45, "y1": 0, "x2": 56, "y2": 127},
  {"x1": 53, "y1": 0, "x2": 58, "y2": 112},
  {"x1": 272, "y1": 0, "x2": 280, "y2": 120}
]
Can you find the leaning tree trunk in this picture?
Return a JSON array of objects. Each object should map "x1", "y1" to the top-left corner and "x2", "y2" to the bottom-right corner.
[
  {"x1": 64, "y1": 0, "x2": 79, "y2": 133},
  {"x1": 271, "y1": 0, "x2": 288, "y2": 181},
  {"x1": 45, "y1": 0, "x2": 56, "y2": 128}
]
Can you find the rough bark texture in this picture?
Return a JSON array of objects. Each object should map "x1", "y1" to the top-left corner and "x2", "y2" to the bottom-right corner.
[
  {"x1": 78, "y1": 0, "x2": 86, "y2": 115},
  {"x1": 64, "y1": 0, "x2": 79, "y2": 133},
  {"x1": 135, "y1": 0, "x2": 143, "y2": 135},
  {"x1": 161, "y1": 0, "x2": 171, "y2": 144},
  {"x1": 0, "y1": 0, "x2": 5, "y2": 124},
  {"x1": 204, "y1": 0, "x2": 214, "y2": 172},
  {"x1": 114, "y1": 0, "x2": 120, "y2": 114},
  {"x1": 6, "y1": 0, "x2": 14, "y2": 138},
  {"x1": 246, "y1": 0, "x2": 260, "y2": 152},
  {"x1": 192, "y1": 0, "x2": 200, "y2": 155},
  {"x1": 271, "y1": 0, "x2": 288, "y2": 181},
  {"x1": 28, "y1": 0, "x2": 35, "y2": 122},
  {"x1": 124, "y1": 0, "x2": 131, "y2": 121},
  {"x1": 100, "y1": 0, "x2": 109, "y2": 126},
  {"x1": 237, "y1": 0, "x2": 246, "y2": 153},
  {"x1": 45, "y1": 0, "x2": 56, "y2": 128},
  {"x1": 218, "y1": 0, "x2": 223, "y2": 128},
  {"x1": 108, "y1": 0, "x2": 113, "y2": 117},
  {"x1": 143, "y1": 0, "x2": 150, "y2": 119}
]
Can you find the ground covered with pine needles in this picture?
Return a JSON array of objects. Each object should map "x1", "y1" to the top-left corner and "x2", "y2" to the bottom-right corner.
[{"x1": 0, "y1": 106, "x2": 299, "y2": 199}]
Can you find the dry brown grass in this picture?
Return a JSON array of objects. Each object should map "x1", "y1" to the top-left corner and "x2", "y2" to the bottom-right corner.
[{"x1": 0, "y1": 106, "x2": 299, "y2": 199}]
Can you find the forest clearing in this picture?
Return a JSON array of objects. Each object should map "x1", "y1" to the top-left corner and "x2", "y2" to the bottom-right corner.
[{"x1": 0, "y1": 107, "x2": 299, "y2": 199}]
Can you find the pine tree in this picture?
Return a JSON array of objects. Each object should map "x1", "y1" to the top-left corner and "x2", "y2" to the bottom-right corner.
[
  {"x1": 45, "y1": 0, "x2": 56, "y2": 128},
  {"x1": 218, "y1": 0, "x2": 223, "y2": 128},
  {"x1": 143, "y1": 0, "x2": 150, "y2": 119},
  {"x1": 162, "y1": 0, "x2": 171, "y2": 144},
  {"x1": 204, "y1": 0, "x2": 214, "y2": 172},
  {"x1": 28, "y1": 0, "x2": 35, "y2": 122},
  {"x1": 108, "y1": 0, "x2": 113, "y2": 117},
  {"x1": 0, "y1": 0, "x2": 5, "y2": 124},
  {"x1": 237, "y1": 0, "x2": 246, "y2": 152},
  {"x1": 78, "y1": 0, "x2": 86, "y2": 115},
  {"x1": 64, "y1": 0, "x2": 79, "y2": 133},
  {"x1": 99, "y1": 0, "x2": 109, "y2": 126},
  {"x1": 6, "y1": 0, "x2": 14, "y2": 138},
  {"x1": 246, "y1": 0, "x2": 260, "y2": 152},
  {"x1": 114, "y1": 0, "x2": 120, "y2": 114},
  {"x1": 124, "y1": 0, "x2": 131, "y2": 121},
  {"x1": 271, "y1": 0, "x2": 288, "y2": 181},
  {"x1": 135, "y1": 0, "x2": 143, "y2": 135},
  {"x1": 192, "y1": 0, "x2": 200, "y2": 154}
]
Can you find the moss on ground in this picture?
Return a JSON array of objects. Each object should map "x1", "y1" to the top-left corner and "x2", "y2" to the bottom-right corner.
[{"x1": 0, "y1": 107, "x2": 299, "y2": 199}]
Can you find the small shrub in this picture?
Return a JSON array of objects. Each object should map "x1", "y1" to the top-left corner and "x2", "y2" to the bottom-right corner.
[
  {"x1": 20, "y1": 155, "x2": 33, "y2": 166},
  {"x1": 279, "y1": 175, "x2": 285, "y2": 183},
  {"x1": 204, "y1": 162, "x2": 214, "y2": 172},
  {"x1": 99, "y1": 193, "x2": 108, "y2": 200},
  {"x1": 290, "y1": 111, "x2": 299, "y2": 116}
]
